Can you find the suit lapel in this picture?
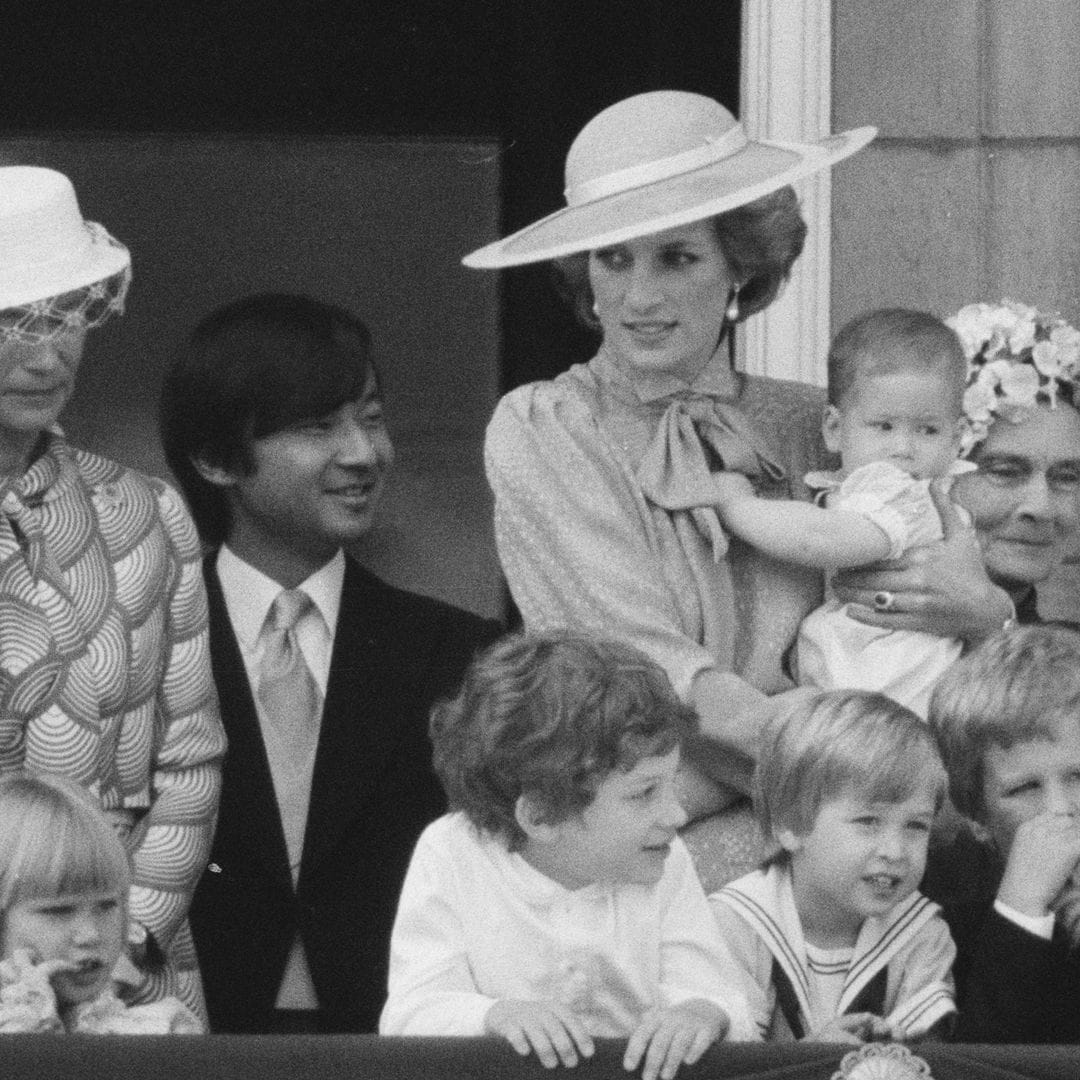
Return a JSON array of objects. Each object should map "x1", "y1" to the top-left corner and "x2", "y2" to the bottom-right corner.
[
  {"x1": 301, "y1": 560, "x2": 402, "y2": 875},
  {"x1": 204, "y1": 558, "x2": 292, "y2": 885}
]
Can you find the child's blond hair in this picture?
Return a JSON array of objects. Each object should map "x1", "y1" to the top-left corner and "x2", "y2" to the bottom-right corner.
[
  {"x1": 929, "y1": 623, "x2": 1080, "y2": 821},
  {"x1": 755, "y1": 690, "x2": 947, "y2": 849},
  {"x1": 0, "y1": 772, "x2": 130, "y2": 919}
]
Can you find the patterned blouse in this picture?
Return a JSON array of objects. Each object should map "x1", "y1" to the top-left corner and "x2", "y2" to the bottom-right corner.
[
  {"x1": 0, "y1": 431, "x2": 226, "y2": 1016},
  {"x1": 485, "y1": 349, "x2": 831, "y2": 698}
]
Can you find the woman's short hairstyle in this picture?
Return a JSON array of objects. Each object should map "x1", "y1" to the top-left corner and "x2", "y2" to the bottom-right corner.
[
  {"x1": 159, "y1": 292, "x2": 380, "y2": 547},
  {"x1": 755, "y1": 690, "x2": 947, "y2": 847},
  {"x1": 430, "y1": 629, "x2": 698, "y2": 851},
  {"x1": 928, "y1": 624, "x2": 1080, "y2": 822},
  {"x1": 551, "y1": 186, "x2": 807, "y2": 333},
  {"x1": 826, "y1": 308, "x2": 967, "y2": 410},
  {"x1": 0, "y1": 773, "x2": 131, "y2": 918}
]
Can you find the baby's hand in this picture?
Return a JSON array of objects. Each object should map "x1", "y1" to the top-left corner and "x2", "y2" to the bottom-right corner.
[
  {"x1": 711, "y1": 472, "x2": 756, "y2": 511},
  {"x1": 997, "y1": 810, "x2": 1080, "y2": 919},
  {"x1": 808, "y1": 1012, "x2": 899, "y2": 1044},
  {"x1": 485, "y1": 999, "x2": 595, "y2": 1069},
  {"x1": 624, "y1": 999, "x2": 727, "y2": 1080}
]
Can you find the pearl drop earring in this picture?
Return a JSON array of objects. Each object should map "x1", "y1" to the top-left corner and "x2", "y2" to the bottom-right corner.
[{"x1": 725, "y1": 290, "x2": 740, "y2": 323}]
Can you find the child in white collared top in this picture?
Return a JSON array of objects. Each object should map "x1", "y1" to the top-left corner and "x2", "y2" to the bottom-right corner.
[
  {"x1": 380, "y1": 630, "x2": 755, "y2": 1078},
  {"x1": 710, "y1": 690, "x2": 955, "y2": 1042},
  {"x1": 0, "y1": 772, "x2": 200, "y2": 1034},
  {"x1": 712, "y1": 309, "x2": 973, "y2": 717}
]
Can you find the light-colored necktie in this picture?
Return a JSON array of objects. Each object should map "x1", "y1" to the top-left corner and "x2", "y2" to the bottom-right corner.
[
  {"x1": 258, "y1": 589, "x2": 323, "y2": 1011},
  {"x1": 257, "y1": 589, "x2": 323, "y2": 879}
]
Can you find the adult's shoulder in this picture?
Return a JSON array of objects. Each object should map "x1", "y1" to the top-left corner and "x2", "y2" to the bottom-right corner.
[
  {"x1": 64, "y1": 444, "x2": 199, "y2": 549},
  {"x1": 738, "y1": 374, "x2": 832, "y2": 485},
  {"x1": 65, "y1": 443, "x2": 160, "y2": 499},
  {"x1": 488, "y1": 362, "x2": 604, "y2": 436},
  {"x1": 342, "y1": 557, "x2": 501, "y2": 646},
  {"x1": 739, "y1": 373, "x2": 827, "y2": 427}
]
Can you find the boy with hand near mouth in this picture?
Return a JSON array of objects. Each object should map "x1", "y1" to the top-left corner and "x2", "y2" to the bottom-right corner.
[{"x1": 929, "y1": 624, "x2": 1080, "y2": 1043}]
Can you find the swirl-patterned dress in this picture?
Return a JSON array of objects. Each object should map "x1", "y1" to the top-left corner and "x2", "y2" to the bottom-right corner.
[{"x1": 0, "y1": 430, "x2": 226, "y2": 1019}]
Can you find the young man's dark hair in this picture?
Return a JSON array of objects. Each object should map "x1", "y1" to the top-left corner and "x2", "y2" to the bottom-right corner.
[
  {"x1": 160, "y1": 291, "x2": 379, "y2": 548},
  {"x1": 161, "y1": 292, "x2": 499, "y2": 1035}
]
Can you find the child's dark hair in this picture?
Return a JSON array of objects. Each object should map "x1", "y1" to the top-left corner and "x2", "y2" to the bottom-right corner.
[
  {"x1": 430, "y1": 630, "x2": 698, "y2": 850},
  {"x1": 755, "y1": 689, "x2": 947, "y2": 850},
  {"x1": 827, "y1": 307, "x2": 967, "y2": 410},
  {"x1": 929, "y1": 624, "x2": 1080, "y2": 822}
]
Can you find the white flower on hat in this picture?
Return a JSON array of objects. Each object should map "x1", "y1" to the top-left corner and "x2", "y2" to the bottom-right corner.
[
  {"x1": 1050, "y1": 323, "x2": 1080, "y2": 367},
  {"x1": 995, "y1": 359, "x2": 1040, "y2": 411},
  {"x1": 946, "y1": 299, "x2": 1080, "y2": 455}
]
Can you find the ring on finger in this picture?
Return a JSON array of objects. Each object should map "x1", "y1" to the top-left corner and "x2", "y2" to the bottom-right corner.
[{"x1": 872, "y1": 590, "x2": 897, "y2": 613}]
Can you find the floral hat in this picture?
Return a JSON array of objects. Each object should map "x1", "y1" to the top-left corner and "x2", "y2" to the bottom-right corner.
[{"x1": 947, "y1": 299, "x2": 1080, "y2": 455}]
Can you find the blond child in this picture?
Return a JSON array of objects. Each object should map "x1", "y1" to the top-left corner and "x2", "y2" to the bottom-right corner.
[
  {"x1": 713, "y1": 309, "x2": 971, "y2": 716},
  {"x1": 0, "y1": 773, "x2": 200, "y2": 1033},
  {"x1": 929, "y1": 624, "x2": 1080, "y2": 1043},
  {"x1": 710, "y1": 690, "x2": 955, "y2": 1042},
  {"x1": 380, "y1": 630, "x2": 755, "y2": 1077}
]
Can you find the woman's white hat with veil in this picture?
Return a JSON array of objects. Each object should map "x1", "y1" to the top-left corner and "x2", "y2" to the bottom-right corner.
[{"x1": 0, "y1": 166, "x2": 131, "y2": 342}]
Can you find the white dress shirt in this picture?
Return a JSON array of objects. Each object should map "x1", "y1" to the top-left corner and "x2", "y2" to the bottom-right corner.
[{"x1": 215, "y1": 545, "x2": 346, "y2": 1010}]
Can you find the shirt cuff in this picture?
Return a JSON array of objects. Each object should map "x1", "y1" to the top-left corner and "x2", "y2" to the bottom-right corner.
[{"x1": 993, "y1": 898, "x2": 1055, "y2": 940}]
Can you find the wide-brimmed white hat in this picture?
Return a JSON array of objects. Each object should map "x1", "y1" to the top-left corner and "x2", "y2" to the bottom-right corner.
[
  {"x1": 0, "y1": 166, "x2": 130, "y2": 309},
  {"x1": 463, "y1": 91, "x2": 876, "y2": 269}
]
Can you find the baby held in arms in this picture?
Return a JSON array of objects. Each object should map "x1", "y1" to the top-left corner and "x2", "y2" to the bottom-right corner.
[{"x1": 713, "y1": 309, "x2": 971, "y2": 716}]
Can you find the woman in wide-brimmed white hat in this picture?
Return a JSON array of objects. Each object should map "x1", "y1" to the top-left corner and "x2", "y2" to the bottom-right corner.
[
  {"x1": 0, "y1": 166, "x2": 225, "y2": 1023},
  {"x1": 471, "y1": 92, "x2": 879, "y2": 842}
]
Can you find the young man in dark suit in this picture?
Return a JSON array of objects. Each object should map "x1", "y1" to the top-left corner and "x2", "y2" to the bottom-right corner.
[{"x1": 160, "y1": 293, "x2": 500, "y2": 1033}]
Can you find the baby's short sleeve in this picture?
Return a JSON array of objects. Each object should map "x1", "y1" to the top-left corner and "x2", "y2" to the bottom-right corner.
[{"x1": 825, "y1": 461, "x2": 952, "y2": 559}]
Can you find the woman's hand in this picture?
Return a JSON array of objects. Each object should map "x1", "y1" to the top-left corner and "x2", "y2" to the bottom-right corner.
[
  {"x1": 485, "y1": 999, "x2": 595, "y2": 1068},
  {"x1": 831, "y1": 482, "x2": 1013, "y2": 644},
  {"x1": 623, "y1": 999, "x2": 727, "y2": 1080}
]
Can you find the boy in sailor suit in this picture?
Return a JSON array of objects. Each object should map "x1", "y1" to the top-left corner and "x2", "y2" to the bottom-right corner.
[{"x1": 710, "y1": 690, "x2": 956, "y2": 1042}]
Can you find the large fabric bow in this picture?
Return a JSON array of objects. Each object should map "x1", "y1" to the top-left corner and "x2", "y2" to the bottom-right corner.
[{"x1": 637, "y1": 395, "x2": 785, "y2": 559}]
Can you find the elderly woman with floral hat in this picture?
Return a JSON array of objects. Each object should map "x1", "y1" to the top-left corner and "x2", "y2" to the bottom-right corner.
[
  {"x1": 836, "y1": 299, "x2": 1080, "y2": 632},
  {"x1": 0, "y1": 166, "x2": 225, "y2": 1021},
  {"x1": 467, "y1": 91, "x2": 883, "y2": 839}
]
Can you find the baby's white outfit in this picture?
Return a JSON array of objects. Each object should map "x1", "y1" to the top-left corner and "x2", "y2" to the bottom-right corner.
[{"x1": 796, "y1": 459, "x2": 976, "y2": 717}]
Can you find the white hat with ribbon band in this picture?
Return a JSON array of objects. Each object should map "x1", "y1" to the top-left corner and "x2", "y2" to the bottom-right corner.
[
  {"x1": 463, "y1": 90, "x2": 876, "y2": 269},
  {"x1": 0, "y1": 166, "x2": 131, "y2": 309}
]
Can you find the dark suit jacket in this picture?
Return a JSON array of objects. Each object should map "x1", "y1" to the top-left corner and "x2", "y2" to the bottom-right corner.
[
  {"x1": 189, "y1": 555, "x2": 500, "y2": 1033},
  {"x1": 945, "y1": 898, "x2": 1080, "y2": 1043}
]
